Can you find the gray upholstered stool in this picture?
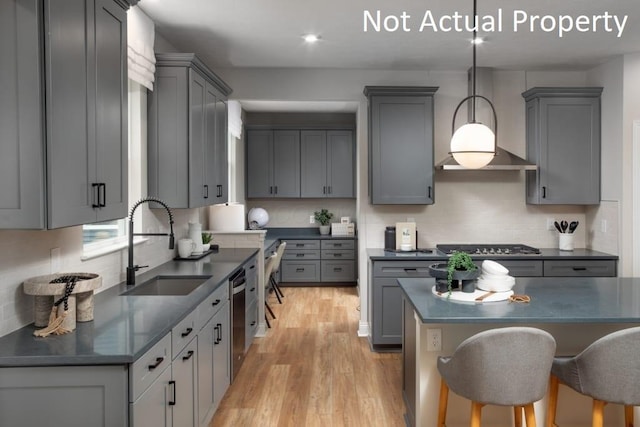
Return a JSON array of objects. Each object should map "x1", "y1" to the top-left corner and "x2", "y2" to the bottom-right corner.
[
  {"x1": 269, "y1": 241, "x2": 286, "y2": 303},
  {"x1": 546, "y1": 326, "x2": 640, "y2": 427},
  {"x1": 437, "y1": 327, "x2": 556, "y2": 427}
]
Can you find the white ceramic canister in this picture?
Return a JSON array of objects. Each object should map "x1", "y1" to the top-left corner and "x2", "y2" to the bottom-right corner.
[
  {"x1": 188, "y1": 222, "x2": 204, "y2": 254},
  {"x1": 559, "y1": 233, "x2": 574, "y2": 251}
]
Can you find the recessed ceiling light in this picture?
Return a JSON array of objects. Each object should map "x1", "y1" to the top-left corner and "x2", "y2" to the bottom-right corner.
[
  {"x1": 471, "y1": 37, "x2": 485, "y2": 45},
  {"x1": 303, "y1": 34, "x2": 321, "y2": 43}
]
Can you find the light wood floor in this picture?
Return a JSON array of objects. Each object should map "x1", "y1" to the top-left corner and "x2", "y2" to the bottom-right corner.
[{"x1": 210, "y1": 286, "x2": 405, "y2": 427}]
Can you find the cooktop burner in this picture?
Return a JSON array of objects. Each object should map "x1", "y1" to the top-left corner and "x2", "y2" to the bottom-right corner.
[{"x1": 436, "y1": 244, "x2": 541, "y2": 256}]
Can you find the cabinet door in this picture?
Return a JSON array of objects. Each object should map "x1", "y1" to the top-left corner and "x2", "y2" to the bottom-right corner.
[
  {"x1": 372, "y1": 277, "x2": 403, "y2": 346},
  {"x1": 131, "y1": 364, "x2": 173, "y2": 427},
  {"x1": 538, "y1": 97, "x2": 600, "y2": 204},
  {"x1": 45, "y1": 0, "x2": 98, "y2": 228},
  {"x1": 0, "y1": 0, "x2": 45, "y2": 229},
  {"x1": 370, "y1": 95, "x2": 434, "y2": 204},
  {"x1": 272, "y1": 130, "x2": 300, "y2": 197},
  {"x1": 173, "y1": 339, "x2": 197, "y2": 427},
  {"x1": 94, "y1": 0, "x2": 128, "y2": 221},
  {"x1": 212, "y1": 302, "x2": 230, "y2": 410},
  {"x1": 189, "y1": 70, "x2": 207, "y2": 208},
  {"x1": 203, "y1": 80, "x2": 218, "y2": 205},
  {"x1": 326, "y1": 130, "x2": 354, "y2": 198},
  {"x1": 246, "y1": 130, "x2": 273, "y2": 198},
  {"x1": 300, "y1": 130, "x2": 327, "y2": 197},
  {"x1": 214, "y1": 97, "x2": 228, "y2": 202},
  {"x1": 197, "y1": 318, "x2": 215, "y2": 427}
]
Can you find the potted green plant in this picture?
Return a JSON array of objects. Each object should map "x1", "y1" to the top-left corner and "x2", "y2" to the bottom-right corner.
[
  {"x1": 201, "y1": 232, "x2": 213, "y2": 251},
  {"x1": 428, "y1": 252, "x2": 479, "y2": 294},
  {"x1": 314, "y1": 208, "x2": 334, "y2": 235}
]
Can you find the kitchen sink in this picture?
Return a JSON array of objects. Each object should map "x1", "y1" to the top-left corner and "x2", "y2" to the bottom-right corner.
[{"x1": 120, "y1": 275, "x2": 211, "y2": 296}]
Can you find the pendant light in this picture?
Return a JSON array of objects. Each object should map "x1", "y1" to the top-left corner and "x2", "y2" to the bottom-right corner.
[{"x1": 450, "y1": 0, "x2": 497, "y2": 169}]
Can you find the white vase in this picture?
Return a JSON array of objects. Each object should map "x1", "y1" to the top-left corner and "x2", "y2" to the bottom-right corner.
[
  {"x1": 319, "y1": 225, "x2": 330, "y2": 235},
  {"x1": 188, "y1": 222, "x2": 204, "y2": 254}
]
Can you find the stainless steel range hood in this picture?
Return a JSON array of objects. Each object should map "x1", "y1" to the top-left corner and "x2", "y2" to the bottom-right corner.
[
  {"x1": 436, "y1": 147, "x2": 537, "y2": 170},
  {"x1": 436, "y1": 67, "x2": 537, "y2": 171}
]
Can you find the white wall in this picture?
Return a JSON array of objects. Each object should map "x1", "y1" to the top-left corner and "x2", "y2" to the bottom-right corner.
[{"x1": 216, "y1": 66, "x2": 607, "y2": 336}]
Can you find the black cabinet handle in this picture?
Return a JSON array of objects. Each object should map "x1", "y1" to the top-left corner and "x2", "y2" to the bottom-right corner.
[
  {"x1": 249, "y1": 287, "x2": 255, "y2": 292},
  {"x1": 296, "y1": 253, "x2": 304, "y2": 257},
  {"x1": 168, "y1": 380, "x2": 176, "y2": 406},
  {"x1": 404, "y1": 268, "x2": 417, "y2": 272},
  {"x1": 213, "y1": 324, "x2": 220, "y2": 344},
  {"x1": 296, "y1": 268, "x2": 305, "y2": 272},
  {"x1": 182, "y1": 350, "x2": 194, "y2": 361},
  {"x1": 216, "y1": 323, "x2": 222, "y2": 343},
  {"x1": 572, "y1": 267, "x2": 587, "y2": 271},
  {"x1": 334, "y1": 243, "x2": 342, "y2": 247},
  {"x1": 323, "y1": 186, "x2": 326, "y2": 194},
  {"x1": 148, "y1": 356, "x2": 164, "y2": 371},
  {"x1": 92, "y1": 183, "x2": 100, "y2": 208},
  {"x1": 428, "y1": 186, "x2": 432, "y2": 199},
  {"x1": 274, "y1": 186, "x2": 278, "y2": 194},
  {"x1": 334, "y1": 253, "x2": 342, "y2": 257},
  {"x1": 269, "y1": 186, "x2": 273, "y2": 194},
  {"x1": 250, "y1": 265, "x2": 255, "y2": 270},
  {"x1": 181, "y1": 327, "x2": 193, "y2": 338},
  {"x1": 328, "y1": 186, "x2": 332, "y2": 194},
  {"x1": 217, "y1": 184, "x2": 222, "y2": 197},
  {"x1": 250, "y1": 321, "x2": 256, "y2": 326},
  {"x1": 542, "y1": 186, "x2": 547, "y2": 198},
  {"x1": 204, "y1": 184, "x2": 209, "y2": 199},
  {"x1": 296, "y1": 244, "x2": 304, "y2": 247},
  {"x1": 99, "y1": 183, "x2": 106, "y2": 207},
  {"x1": 212, "y1": 299, "x2": 220, "y2": 306},
  {"x1": 333, "y1": 267, "x2": 343, "y2": 272}
]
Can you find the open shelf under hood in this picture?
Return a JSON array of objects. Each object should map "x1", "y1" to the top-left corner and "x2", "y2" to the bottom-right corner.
[{"x1": 436, "y1": 146, "x2": 537, "y2": 171}]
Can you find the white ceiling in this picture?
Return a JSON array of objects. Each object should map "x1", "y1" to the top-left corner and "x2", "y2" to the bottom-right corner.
[{"x1": 138, "y1": 0, "x2": 640, "y2": 71}]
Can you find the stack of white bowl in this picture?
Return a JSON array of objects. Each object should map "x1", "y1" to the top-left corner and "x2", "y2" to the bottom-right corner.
[{"x1": 476, "y1": 260, "x2": 516, "y2": 292}]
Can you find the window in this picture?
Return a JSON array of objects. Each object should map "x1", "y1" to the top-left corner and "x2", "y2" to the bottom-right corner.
[{"x1": 82, "y1": 80, "x2": 145, "y2": 257}]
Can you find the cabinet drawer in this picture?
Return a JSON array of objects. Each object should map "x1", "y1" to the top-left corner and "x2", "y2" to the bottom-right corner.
[
  {"x1": 372, "y1": 261, "x2": 433, "y2": 277},
  {"x1": 321, "y1": 260, "x2": 356, "y2": 282},
  {"x1": 283, "y1": 250, "x2": 320, "y2": 260},
  {"x1": 246, "y1": 277, "x2": 258, "y2": 308},
  {"x1": 245, "y1": 300, "x2": 258, "y2": 352},
  {"x1": 172, "y1": 310, "x2": 197, "y2": 359},
  {"x1": 321, "y1": 240, "x2": 355, "y2": 250},
  {"x1": 543, "y1": 260, "x2": 616, "y2": 277},
  {"x1": 498, "y1": 260, "x2": 543, "y2": 277},
  {"x1": 321, "y1": 249, "x2": 354, "y2": 260},
  {"x1": 281, "y1": 260, "x2": 321, "y2": 282},
  {"x1": 196, "y1": 283, "x2": 230, "y2": 331},
  {"x1": 130, "y1": 332, "x2": 171, "y2": 402},
  {"x1": 284, "y1": 239, "x2": 320, "y2": 250}
]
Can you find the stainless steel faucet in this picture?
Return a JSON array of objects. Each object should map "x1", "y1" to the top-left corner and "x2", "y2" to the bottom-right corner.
[{"x1": 127, "y1": 197, "x2": 175, "y2": 285}]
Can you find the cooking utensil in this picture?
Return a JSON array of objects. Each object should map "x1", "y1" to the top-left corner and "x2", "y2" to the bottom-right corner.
[
  {"x1": 554, "y1": 221, "x2": 564, "y2": 233},
  {"x1": 475, "y1": 291, "x2": 496, "y2": 301},
  {"x1": 568, "y1": 221, "x2": 579, "y2": 233},
  {"x1": 560, "y1": 220, "x2": 569, "y2": 233}
]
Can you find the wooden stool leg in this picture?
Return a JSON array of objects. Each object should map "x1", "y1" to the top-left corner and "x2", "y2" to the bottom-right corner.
[
  {"x1": 624, "y1": 405, "x2": 634, "y2": 427},
  {"x1": 514, "y1": 406, "x2": 523, "y2": 427},
  {"x1": 592, "y1": 400, "x2": 605, "y2": 427},
  {"x1": 470, "y1": 402, "x2": 483, "y2": 427},
  {"x1": 523, "y1": 403, "x2": 537, "y2": 427},
  {"x1": 437, "y1": 379, "x2": 448, "y2": 427},
  {"x1": 546, "y1": 375, "x2": 559, "y2": 427}
]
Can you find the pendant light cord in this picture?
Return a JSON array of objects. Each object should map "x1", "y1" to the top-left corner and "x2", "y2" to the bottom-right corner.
[{"x1": 471, "y1": 0, "x2": 477, "y2": 123}]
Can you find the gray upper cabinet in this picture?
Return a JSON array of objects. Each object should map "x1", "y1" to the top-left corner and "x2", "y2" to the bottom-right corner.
[
  {"x1": 148, "y1": 53, "x2": 232, "y2": 208},
  {"x1": 0, "y1": 0, "x2": 45, "y2": 229},
  {"x1": 365, "y1": 86, "x2": 438, "y2": 205},
  {"x1": 246, "y1": 130, "x2": 300, "y2": 198},
  {"x1": 522, "y1": 87, "x2": 602, "y2": 205},
  {"x1": 1, "y1": 0, "x2": 129, "y2": 229},
  {"x1": 301, "y1": 130, "x2": 354, "y2": 198}
]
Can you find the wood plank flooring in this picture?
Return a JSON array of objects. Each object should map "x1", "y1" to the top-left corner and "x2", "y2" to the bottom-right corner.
[{"x1": 211, "y1": 286, "x2": 405, "y2": 427}]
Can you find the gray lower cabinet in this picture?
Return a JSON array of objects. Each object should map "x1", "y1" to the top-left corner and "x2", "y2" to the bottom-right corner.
[
  {"x1": 211, "y1": 303, "x2": 231, "y2": 412},
  {"x1": 0, "y1": 0, "x2": 129, "y2": 229},
  {"x1": 0, "y1": 365, "x2": 128, "y2": 427},
  {"x1": 246, "y1": 130, "x2": 301, "y2": 198},
  {"x1": 148, "y1": 53, "x2": 232, "y2": 208},
  {"x1": 280, "y1": 239, "x2": 357, "y2": 283},
  {"x1": 402, "y1": 298, "x2": 417, "y2": 427},
  {"x1": 245, "y1": 256, "x2": 258, "y2": 351},
  {"x1": 364, "y1": 86, "x2": 438, "y2": 205},
  {"x1": 522, "y1": 87, "x2": 602, "y2": 205},
  {"x1": 300, "y1": 130, "x2": 355, "y2": 198}
]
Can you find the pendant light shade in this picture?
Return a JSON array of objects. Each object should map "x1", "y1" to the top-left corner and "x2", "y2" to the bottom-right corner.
[{"x1": 450, "y1": 0, "x2": 497, "y2": 169}]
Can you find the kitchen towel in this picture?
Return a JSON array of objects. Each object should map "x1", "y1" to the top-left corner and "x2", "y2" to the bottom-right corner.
[{"x1": 209, "y1": 203, "x2": 246, "y2": 231}]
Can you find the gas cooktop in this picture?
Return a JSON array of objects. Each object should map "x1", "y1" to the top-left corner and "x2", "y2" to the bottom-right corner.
[{"x1": 436, "y1": 244, "x2": 541, "y2": 256}]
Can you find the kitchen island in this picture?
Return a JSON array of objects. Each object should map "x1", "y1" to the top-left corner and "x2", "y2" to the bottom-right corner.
[{"x1": 400, "y1": 276, "x2": 640, "y2": 427}]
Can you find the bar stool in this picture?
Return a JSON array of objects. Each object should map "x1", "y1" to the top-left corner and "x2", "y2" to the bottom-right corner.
[
  {"x1": 269, "y1": 242, "x2": 287, "y2": 303},
  {"x1": 437, "y1": 327, "x2": 556, "y2": 427},
  {"x1": 263, "y1": 255, "x2": 277, "y2": 328},
  {"x1": 546, "y1": 326, "x2": 640, "y2": 427}
]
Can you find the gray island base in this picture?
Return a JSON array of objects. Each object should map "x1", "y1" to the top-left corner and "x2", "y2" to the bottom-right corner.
[{"x1": 399, "y1": 277, "x2": 640, "y2": 427}]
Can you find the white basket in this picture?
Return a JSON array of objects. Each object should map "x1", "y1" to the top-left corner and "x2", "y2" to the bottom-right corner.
[{"x1": 331, "y1": 223, "x2": 355, "y2": 236}]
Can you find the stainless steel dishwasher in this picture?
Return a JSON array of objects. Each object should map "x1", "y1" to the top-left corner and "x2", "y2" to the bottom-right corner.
[{"x1": 229, "y1": 268, "x2": 246, "y2": 381}]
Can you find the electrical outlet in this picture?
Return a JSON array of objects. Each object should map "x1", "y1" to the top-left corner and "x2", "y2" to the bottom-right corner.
[
  {"x1": 309, "y1": 215, "x2": 315, "y2": 224},
  {"x1": 50, "y1": 248, "x2": 61, "y2": 273},
  {"x1": 427, "y1": 328, "x2": 442, "y2": 352},
  {"x1": 546, "y1": 218, "x2": 556, "y2": 231}
]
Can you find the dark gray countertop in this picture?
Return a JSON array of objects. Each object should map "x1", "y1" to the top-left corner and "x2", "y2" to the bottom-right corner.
[
  {"x1": 400, "y1": 276, "x2": 640, "y2": 324},
  {"x1": 263, "y1": 227, "x2": 357, "y2": 253},
  {"x1": 0, "y1": 248, "x2": 258, "y2": 367},
  {"x1": 367, "y1": 248, "x2": 618, "y2": 261}
]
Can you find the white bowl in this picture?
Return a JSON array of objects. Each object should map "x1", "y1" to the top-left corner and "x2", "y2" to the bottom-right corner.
[
  {"x1": 480, "y1": 272, "x2": 512, "y2": 281},
  {"x1": 482, "y1": 260, "x2": 509, "y2": 276},
  {"x1": 476, "y1": 275, "x2": 515, "y2": 292}
]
